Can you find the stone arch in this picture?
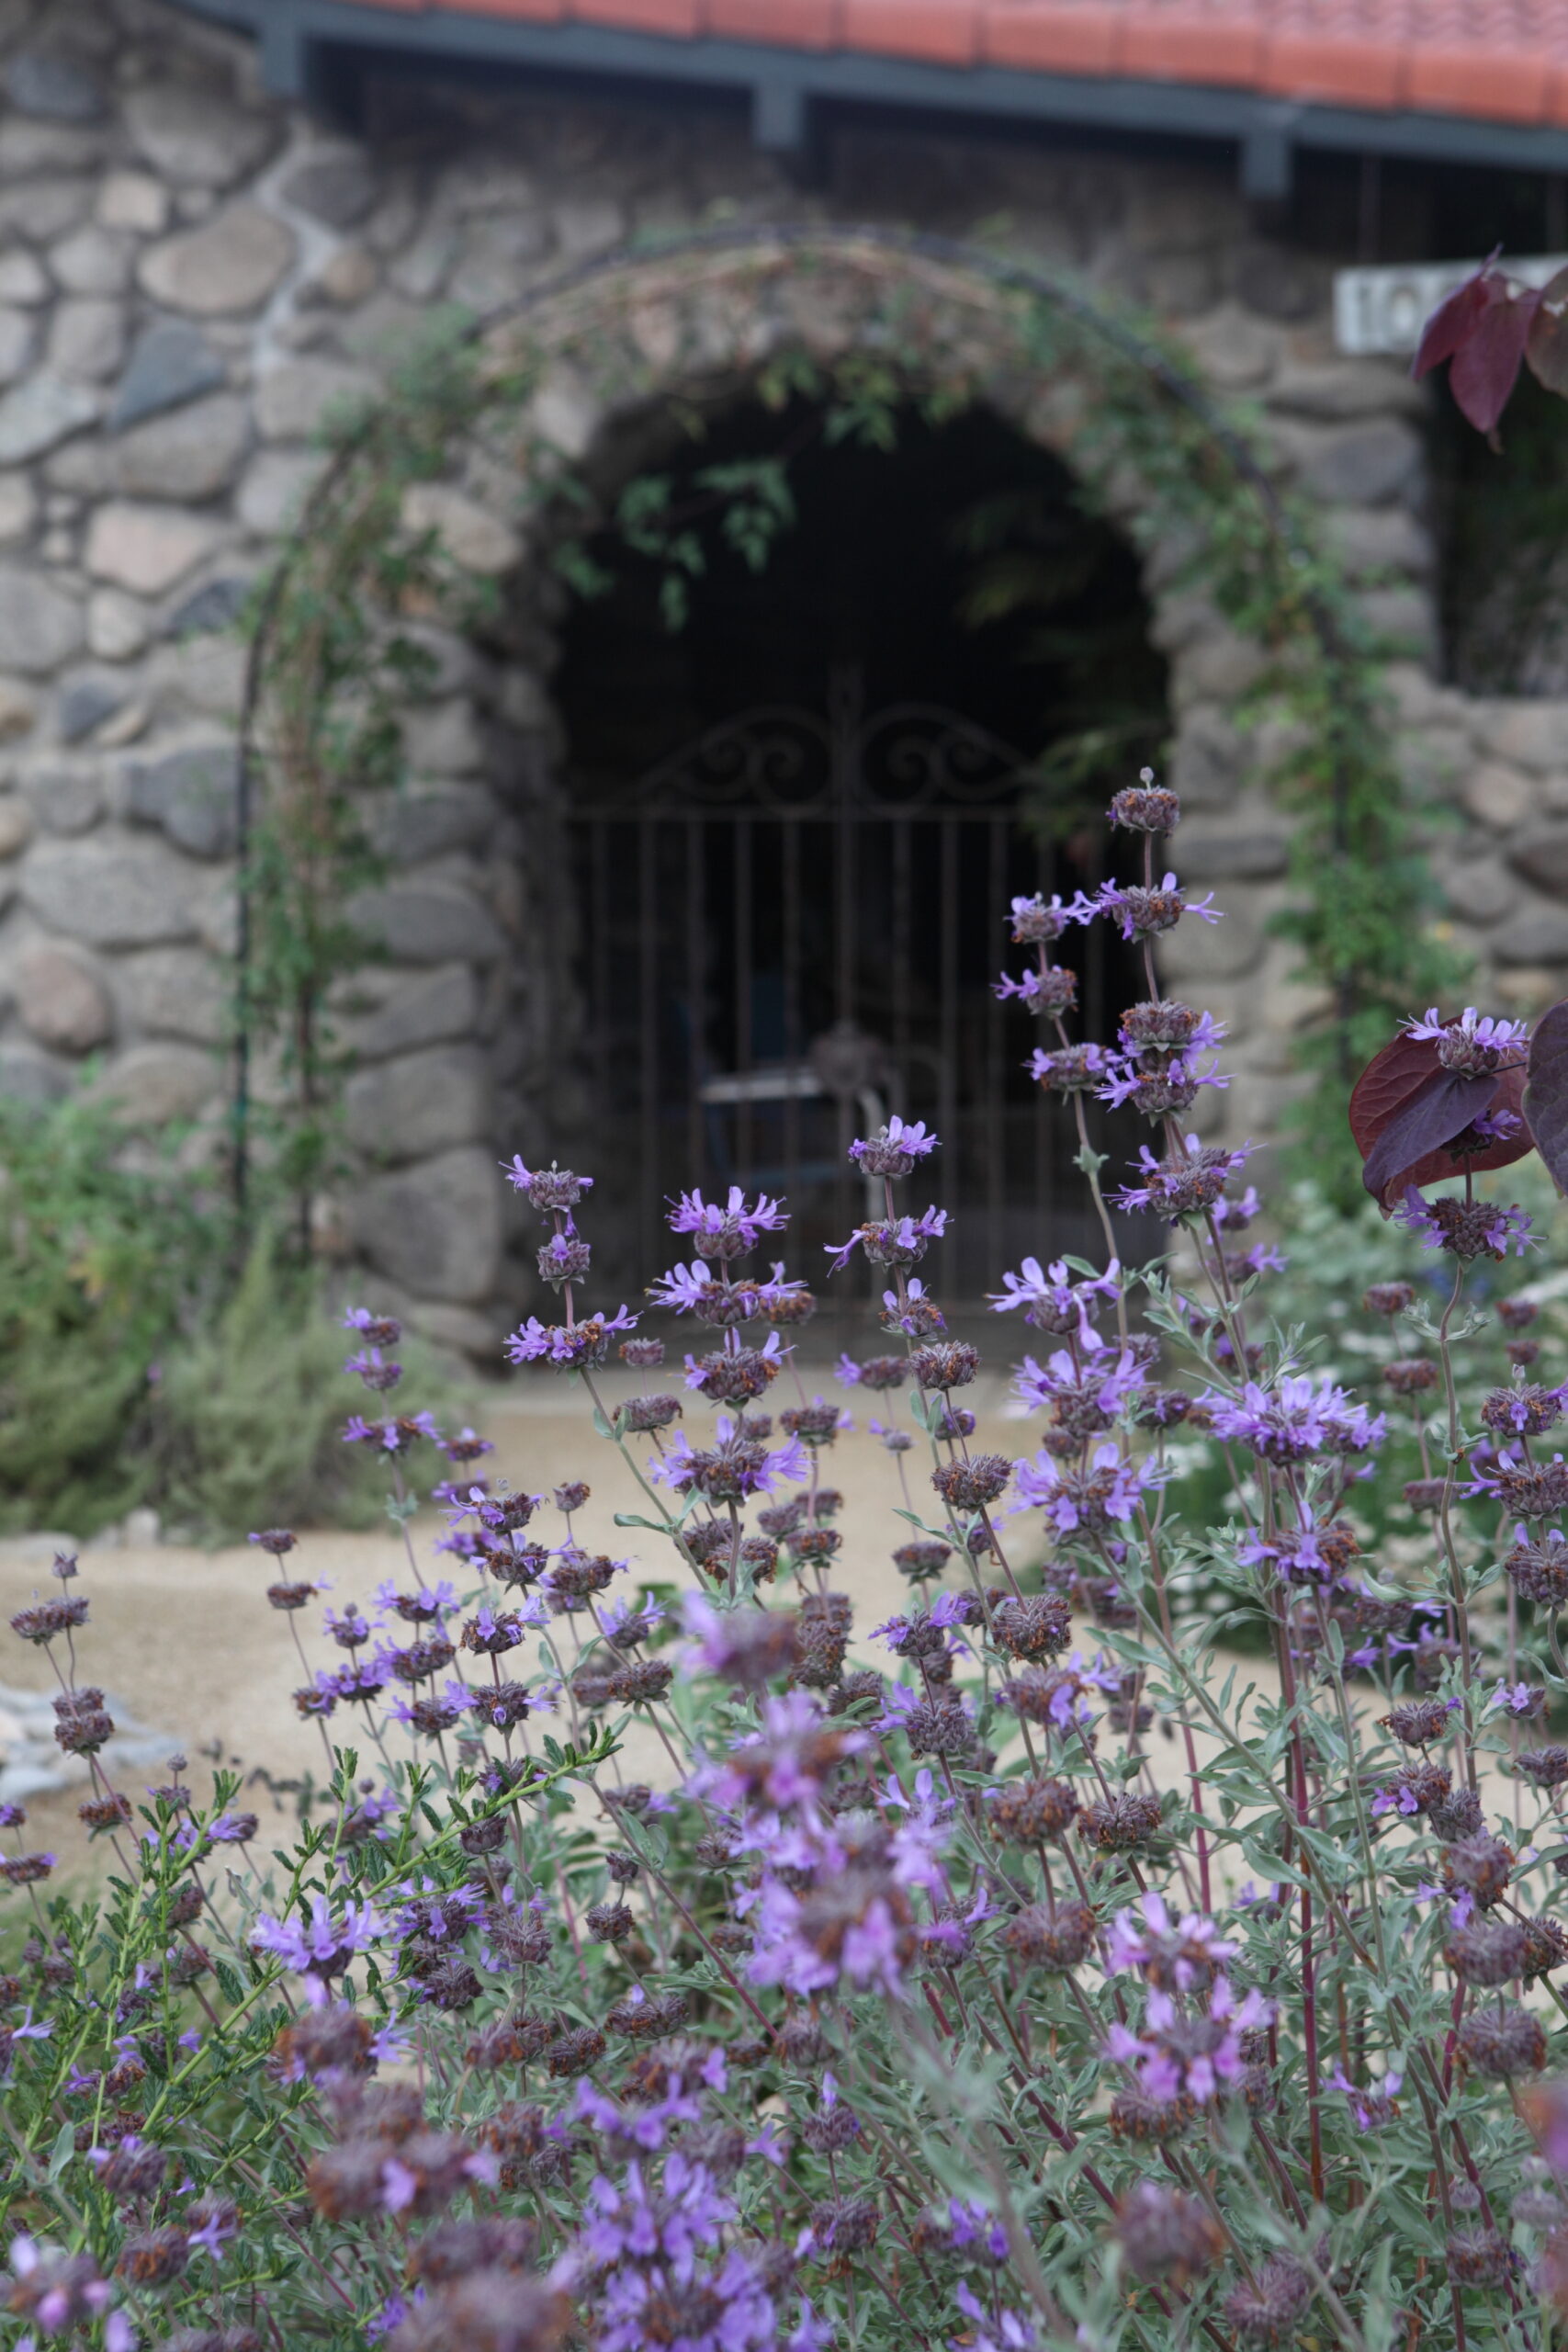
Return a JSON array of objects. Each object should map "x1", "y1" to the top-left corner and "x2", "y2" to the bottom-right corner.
[{"x1": 238, "y1": 224, "x2": 1393, "y2": 1348}]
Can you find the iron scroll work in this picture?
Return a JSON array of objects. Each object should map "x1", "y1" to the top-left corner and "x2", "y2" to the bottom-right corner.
[{"x1": 566, "y1": 674, "x2": 1117, "y2": 1314}]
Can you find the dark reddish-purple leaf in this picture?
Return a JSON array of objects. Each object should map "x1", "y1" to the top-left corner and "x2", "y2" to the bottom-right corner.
[
  {"x1": 1450, "y1": 286, "x2": 1542, "y2": 435},
  {"x1": 1527, "y1": 269, "x2": 1568, "y2": 396},
  {"x1": 1359, "y1": 1068, "x2": 1501, "y2": 1203},
  {"x1": 1412, "y1": 263, "x2": 1496, "y2": 379},
  {"x1": 1401, "y1": 1061, "x2": 1533, "y2": 1191},
  {"x1": 1348, "y1": 1033, "x2": 1443, "y2": 1164},
  {"x1": 1526, "y1": 998, "x2": 1568, "y2": 1193}
]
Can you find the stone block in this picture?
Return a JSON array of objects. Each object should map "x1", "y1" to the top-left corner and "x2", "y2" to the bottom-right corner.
[
  {"x1": 0, "y1": 178, "x2": 94, "y2": 243},
  {"x1": 1277, "y1": 416, "x2": 1423, "y2": 505},
  {"x1": 344, "y1": 1044, "x2": 488, "y2": 1162},
  {"x1": 48, "y1": 297, "x2": 126, "y2": 383},
  {"x1": 57, "y1": 673, "x2": 125, "y2": 743},
  {"x1": 0, "y1": 472, "x2": 35, "y2": 544},
  {"x1": 85, "y1": 1043, "x2": 216, "y2": 1124},
  {"x1": 528, "y1": 375, "x2": 601, "y2": 462},
  {"x1": 1486, "y1": 702, "x2": 1568, "y2": 775},
  {"x1": 0, "y1": 1045, "x2": 68, "y2": 1103},
  {"x1": 1268, "y1": 355, "x2": 1421, "y2": 419},
  {"x1": 149, "y1": 633, "x2": 244, "y2": 721},
  {"x1": 1175, "y1": 303, "x2": 1279, "y2": 390},
  {"x1": 110, "y1": 321, "x2": 225, "y2": 430},
  {"x1": 402, "y1": 698, "x2": 485, "y2": 778},
  {"x1": 23, "y1": 834, "x2": 201, "y2": 946},
  {"x1": 1492, "y1": 907, "x2": 1568, "y2": 966},
  {"x1": 400, "y1": 481, "x2": 521, "y2": 577},
  {"x1": 124, "y1": 86, "x2": 277, "y2": 189},
  {"x1": 1171, "y1": 829, "x2": 1290, "y2": 881},
  {"x1": 0, "y1": 797, "x2": 32, "y2": 856},
  {"x1": 0, "y1": 308, "x2": 36, "y2": 386},
  {"x1": 236, "y1": 449, "x2": 325, "y2": 536},
  {"x1": 254, "y1": 357, "x2": 374, "y2": 443},
  {"x1": 96, "y1": 171, "x2": 168, "y2": 236},
  {"x1": 87, "y1": 587, "x2": 152, "y2": 662},
  {"x1": 0, "y1": 565, "x2": 83, "y2": 673},
  {"x1": 111, "y1": 394, "x2": 250, "y2": 500},
  {"x1": 348, "y1": 878, "x2": 506, "y2": 965},
  {"x1": 1355, "y1": 586, "x2": 1438, "y2": 657},
  {"x1": 50, "y1": 225, "x2": 130, "y2": 297},
  {"x1": 85, "y1": 501, "x2": 223, "y2": 595},
  {"x1": 1168, "y1": 706, "x2": 1247, "y2": 808},
  {"x1": 1462, "y1": 763, "x2": 1536, "y2": 831},
  {"x1": 280, "y1": 153, "x2": 377, "y2": 229},
  {"x1": 13, "y1": 939, "x2": 110, "y2": 1052},
  {"x1": 1171, "y1": 628, "x2": 1269, "y2": 704},
  {"x1": 1321, "y1": 505, "x2": 1435, "y2": 580},
  {"x1": 1507, "y1": 825, "x2": 1568, "y2": 895},
  {"x1": 0, "y1": 252, "x2": 47, "y2": 307},
  {"x1": 352, "y1": 1144, "x2": 503, "y2": 1304},
  {"x1": 23, "y1": 760, "x2": 101, "y2": 834},
  {"x1": 339, "y1": 963, "x2": 479, "y2": 1060},
  {"x1": 1393, "y1": 726, "x2": 1466, "y2": 799},
  {"x1": 0, "y1": 371, "x2": 98, "y2": 462},
  {"x1": 125, "y1": 743, "x2": 240, "y2": 861},
  {"x1": 305, "y1": 246, "x2": 378, "y2": 310},
  {"x1": 4, "y1": 50, "x2": 103, "y2": 122},
  {"x1": 1441, "y1": 858, "x2": 1517, "y2": 926},
  {"x1": 1233, "y1": 242, "x2": 1327, "y2": 321},
  {"x1": 1155, "y1": 903, "x2": 1265, "y2": 982},
  {"x1": 139, "y1": 205, "x2": 296, "y2": 318},
  {"x1": 371, "y1": 786, "x2": 493, "y2": 865},
  {"x1": 551, "y1": 195, "x2": 626, "y2": 261},
  {"x1": 165, "y1": 576, "x2": 250, "y2": 639},
  {"x1": 114, "y1": 945, "x2": 226, "y2": 1045}
]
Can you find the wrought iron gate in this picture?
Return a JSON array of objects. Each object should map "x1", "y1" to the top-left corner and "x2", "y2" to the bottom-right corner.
[{"x1": 566, "y1": 671, "x2": 1116, "y2": 1320}]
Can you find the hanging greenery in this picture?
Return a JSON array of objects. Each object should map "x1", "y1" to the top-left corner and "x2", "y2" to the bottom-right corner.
[{"x1": 236, "y1": 222, "x2": 1464, "y2": 1218}]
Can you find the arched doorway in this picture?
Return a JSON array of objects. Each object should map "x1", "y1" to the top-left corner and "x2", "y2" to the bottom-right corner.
[{"x1": 553, "y1": 395, "x2": 1164, "y2": 1309}]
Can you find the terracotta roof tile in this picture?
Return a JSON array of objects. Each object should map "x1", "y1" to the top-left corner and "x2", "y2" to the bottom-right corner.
[{"x1": 330, "y1": 0, "x2": 1568, "y2": 132}]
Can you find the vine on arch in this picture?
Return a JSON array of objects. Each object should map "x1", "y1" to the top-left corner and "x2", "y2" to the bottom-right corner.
[{"x1": 237, "y1": 223, "x2": 1463, "y2": 1226}]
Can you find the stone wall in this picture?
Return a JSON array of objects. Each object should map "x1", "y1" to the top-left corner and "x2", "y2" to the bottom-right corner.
[{"x1": 0, "y1": 0, "x2": 1526, "y2": 1349}]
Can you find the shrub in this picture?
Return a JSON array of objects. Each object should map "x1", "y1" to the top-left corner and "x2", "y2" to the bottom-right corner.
[
  {"x1": 5, "y1": 781, "x2": 1568, "y2": 2352},
  {"x1": 0, "y1": 1099, "x2": 467, "y2": 1544}
]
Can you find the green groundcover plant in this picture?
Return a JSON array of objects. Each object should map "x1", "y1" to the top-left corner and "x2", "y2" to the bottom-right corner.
[{"x1": 8, "y1": 780, "x2": 1568, "y2": 2352}]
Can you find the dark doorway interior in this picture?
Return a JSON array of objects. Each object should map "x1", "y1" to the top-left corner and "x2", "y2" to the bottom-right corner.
[{"x1": 553, "y1": 397, "x2": 1166, "y2": 1318}]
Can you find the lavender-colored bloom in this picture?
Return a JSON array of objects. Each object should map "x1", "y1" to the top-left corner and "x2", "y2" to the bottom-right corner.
[
  {"x1": 1115, "y1": 1136, "x2": 1255, "y2": 1220},
  {"x1": 987, "y1": 1254, "x2": 1121, "y2": 1332},
  {"x1": 251, "y1": 1894, "x2": 387, "y2": 1987},
  {"x1": 650, "y1": 1419, "x2": 808, "y2": 1500},
  {"x1": 1105, "y1": 1890, "x2": 1236, "y2": 1991},
  {"x1": 1394, "y1": 1186, "x2": 1536, "y2": 1262},
  {"x1": 1206, "y1": 1374, "x2": 1382, "y2": 1464},
  {"x1": 1012, "y1": 1342, "x2": 1146, "y2": 1421},
  {"x1": 1012, "y1": 1439, "x2": 1164, "y2": 1532},
  {"x1": 501, "y1": 1156, "x2": 592, "y2": 1211},
  {"x1": 1096, "y1": 1046, "x2": 1229, "y2": 1117},
  {"x1": 953, "y1": 2280, "x2": 1039, "y2": 2352},
  {"x1": 342, "y1": 1409, "x2": 440, "y2": 1453},
  {"x1": 1004, "y1": 889, "x2": 1091, "y2": 943},
  {"x1": 1489, "y1": 1679, "x2": 1547, "y2": 1719},
  {"x1": 1094, "y1": 871, "x2": 1222, "y2": 942},
  {"x1": 504, "y1": 1306, "x2": 637, "y2": 1367},
  {"x1": 1326, "y1": 2064, "x2": 1403, "y2": 2130},
  {"x1": 668, "y1": 1184, "x2": 788, "y2": 1259},
  {"x1": 882, "y1": 1278, "x2": 945, "y2": 1337},
  {"x1": 825, "y1": 1207, "x2": 947, "y2": 1273},
  {"x1": 848, "y1": 1116, "x2": 939, "y2": 1176},
  {"x1": 1104, "y1": 1976, "x2": 1268, "y2": 2105},
  {"x1": 1404, "y1": 1006, "x2": 1529, "y2": 1073},
  {"x1": 993, "y1": 966, "x2": 1077, "y2": 1015}
]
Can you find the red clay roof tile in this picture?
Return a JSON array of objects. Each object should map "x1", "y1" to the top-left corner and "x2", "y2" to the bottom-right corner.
[{"x1": 325, "y1": 0, "x2": 1568, "y2": 134}]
